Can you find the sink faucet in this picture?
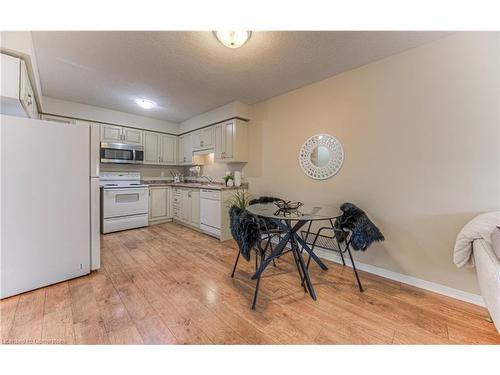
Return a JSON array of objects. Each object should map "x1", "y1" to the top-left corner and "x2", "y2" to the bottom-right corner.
[{"x1": 201, "y1": 176, "x2": 214, "y2": 184}]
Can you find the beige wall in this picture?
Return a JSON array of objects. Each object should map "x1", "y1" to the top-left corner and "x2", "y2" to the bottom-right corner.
[{"x1": 246, "y1": 32, "x2": 500, "y2": 294}]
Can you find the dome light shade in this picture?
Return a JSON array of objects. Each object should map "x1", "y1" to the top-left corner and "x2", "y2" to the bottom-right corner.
[
  {"x1": 135, "y1": 98, "x2": 156, "y2": 109},
  {"x1": 214, "y1": 31, "x2": 251, "y2": 48}
]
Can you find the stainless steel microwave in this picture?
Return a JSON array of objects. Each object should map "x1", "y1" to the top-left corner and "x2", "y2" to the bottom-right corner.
[{"x1": 100, "y1": 142, "x2": 144, "y2": 164}]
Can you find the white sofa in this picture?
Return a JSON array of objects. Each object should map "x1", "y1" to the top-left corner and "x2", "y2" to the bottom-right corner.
[{"x1": 473, "y1": 238, "x2": 500, "y2": 332}]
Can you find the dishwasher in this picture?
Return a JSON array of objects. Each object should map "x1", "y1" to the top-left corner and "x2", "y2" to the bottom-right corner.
[{"x1": 200, "y1": 189, "x2": 221, "y2": 238}]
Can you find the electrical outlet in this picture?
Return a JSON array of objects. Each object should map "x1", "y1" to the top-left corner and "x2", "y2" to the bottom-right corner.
[{"x1": 161, "y1": 171, "x2": 165, "y2": 177}]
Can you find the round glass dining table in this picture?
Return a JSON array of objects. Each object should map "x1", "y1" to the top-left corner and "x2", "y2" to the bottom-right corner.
[{"x1": 246, "y1": 202, "x2": 342, "y2": 301}]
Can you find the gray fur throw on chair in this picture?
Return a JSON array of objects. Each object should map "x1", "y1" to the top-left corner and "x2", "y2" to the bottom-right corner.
[
  {"x1": 334, "y1": 202, "x2": 385, "y2": 251},
  {"x1": 229, "y1": 206, "x2": 262, "y2": 261}
]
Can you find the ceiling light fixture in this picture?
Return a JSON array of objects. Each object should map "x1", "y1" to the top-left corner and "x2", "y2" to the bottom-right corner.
[
  {"x1": 213, "y1": 31, "x2": 252, "y2": 49},
  {"x1": 135, "y1": 98, "x2": 156, "y2": 109}
]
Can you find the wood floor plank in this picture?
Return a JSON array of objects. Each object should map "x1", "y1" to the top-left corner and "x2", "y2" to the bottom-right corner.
[
  {"x1": 0, "y1": 295, "x2": 19, "y2": 342},
  {"x1": 2, "y1": 222, "x2": 499, "y2": 344},
  {"x1": 8, "y1": 288, "x2": 45, "y2": 343}
]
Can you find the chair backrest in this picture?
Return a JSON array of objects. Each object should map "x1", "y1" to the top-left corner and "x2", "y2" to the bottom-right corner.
[
  {"x1": 229, "y1": 206, "x2": 262, "y2": 261},
  {"x1": 248, "y1": 196, "x2": 282, "y2": 206}
]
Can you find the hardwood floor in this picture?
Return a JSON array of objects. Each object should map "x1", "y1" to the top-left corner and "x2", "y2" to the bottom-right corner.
[{"x1": 1, "y1": 222, "x2": 499, "y2": 344}]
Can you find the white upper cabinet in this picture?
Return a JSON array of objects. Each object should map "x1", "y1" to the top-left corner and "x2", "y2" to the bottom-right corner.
[
  {"x1": 192, "y1": 126, "x2": 214, "y2": 150},
  {"x1": 214, "y1": 119, "x2": 248, "y2": 162},
  {"x1": 160, "y1": 134, "x2": 177, "y2": 165},
  {"x1": 123, "y1": 127, "x2": 143, "y2": 144},
  {"x1": 144, "y1": 131, "x2": 160, "y2": 164},
  {"x1": 143, "y1": 132, "x2": 176, "y2": 165},
  {"x1": 100, "y1": 124, "x2": 143, "y2": 145},
  {"x1": 1, "y1": 53, "x2": 38, "y2": 119},
  {"x1": 178, "y1": 133, "x2": 193, "y2": 165},
  {"x1": 101, "y1": 124, "x2": 123, "y2": 142}
]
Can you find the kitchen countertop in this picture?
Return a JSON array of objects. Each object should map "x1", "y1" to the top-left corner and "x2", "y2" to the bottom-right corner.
[{"x1": 141, "y1": 180, "x2": 248, "y2": 191}]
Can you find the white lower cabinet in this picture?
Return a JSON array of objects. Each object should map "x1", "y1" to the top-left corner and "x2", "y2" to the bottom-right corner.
[
  {"x1": 149, "y1": 186, "x2": 172, "y2": 223},
  {"x1": 168, "y1": 186, "x2": 241, "y2": 241},
  {"x1": 190, "y1": 189, "x2": 200, "y2": 227},
  {"x1": 171, "y1": 187, "x2": 200, "y2": 228}
]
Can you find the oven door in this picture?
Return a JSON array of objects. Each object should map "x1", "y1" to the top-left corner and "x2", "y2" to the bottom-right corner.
[
  {"x1": 101, "y1": 142, "x2": 143, "y2": 164},
  {"x1": 102, "y1": 187, "x2": 149, "y2": 219}
]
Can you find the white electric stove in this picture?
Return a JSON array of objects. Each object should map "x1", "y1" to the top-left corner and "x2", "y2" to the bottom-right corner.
[{"x1": 100, "y1": 172, "x2": 149, "y2": 233}]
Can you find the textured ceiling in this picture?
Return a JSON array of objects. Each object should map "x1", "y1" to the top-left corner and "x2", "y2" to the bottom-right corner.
[{"x1": 32, "y1": 31, "x2": 450, "y2": 122}]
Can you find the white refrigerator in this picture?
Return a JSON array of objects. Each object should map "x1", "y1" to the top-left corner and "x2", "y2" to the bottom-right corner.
[{"x1": 1, "y1": 114, "x2": 100, "y2": 299}]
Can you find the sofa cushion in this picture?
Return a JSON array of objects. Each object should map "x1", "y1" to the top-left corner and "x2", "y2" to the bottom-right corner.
[{"x1": 491, "y1": 226, "x2": 500, "y2": 261}]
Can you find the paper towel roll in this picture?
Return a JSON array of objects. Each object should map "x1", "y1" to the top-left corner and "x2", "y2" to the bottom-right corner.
[{"x1": 234, "y1": 171, "x2": 241, "y2": 187}]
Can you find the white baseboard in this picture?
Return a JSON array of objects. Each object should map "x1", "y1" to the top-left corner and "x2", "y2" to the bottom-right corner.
[{"x1": 270, "y1": 238, "x2": 485, "y2": 307}]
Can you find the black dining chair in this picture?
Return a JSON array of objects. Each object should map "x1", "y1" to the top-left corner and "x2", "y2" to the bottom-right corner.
[
  {"x1": 229, "y1": 205, "x2": 280, "y2": 309},
  {"x1": 300, "y1": 202, "x2": 385, "y2": 292},
  {"x1": 248, "y1": 196, "x2": 285, "y2": 263}
]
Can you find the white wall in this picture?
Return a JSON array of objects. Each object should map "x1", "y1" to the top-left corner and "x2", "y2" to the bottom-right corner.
[
  {"x1": 179, "y1": 101, "x2": 252, "y2": 133},
  {"x1": 246, "y1": 32, "x2": 500, "y2": 295},
  {"x1": 42, "y1": 96, "x2": 179, "y2": 134}
]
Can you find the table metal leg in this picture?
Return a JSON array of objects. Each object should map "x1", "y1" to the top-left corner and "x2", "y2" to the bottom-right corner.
[
  {"x1": 290, "y1": 233, "x2": 307, "y2": 293},
  {"x1": 292, "y1": 239, "x2": 317, "y2": 300},
  {"x1": 251, "y1": 232, "x2": 290, "y2": 280},
  {"x1": 294, "y1": 232, "x2": 329, "y2": 271},
  {"x1": 250, "y1": 219, "x2": 320, "y2": 302}
]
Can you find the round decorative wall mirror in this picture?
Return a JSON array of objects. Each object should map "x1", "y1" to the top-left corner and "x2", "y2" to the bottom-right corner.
[{"x1": 298, "y1": 134, "x2": 344, "y2": 180}]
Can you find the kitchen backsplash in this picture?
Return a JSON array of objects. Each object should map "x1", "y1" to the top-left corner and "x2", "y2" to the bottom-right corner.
[
  {"x1": 100, "y1": 162, "x2": 246, "y2": 184},
  {"x1": 100, "y1": 163, "x2": 183, "y2": 178}
]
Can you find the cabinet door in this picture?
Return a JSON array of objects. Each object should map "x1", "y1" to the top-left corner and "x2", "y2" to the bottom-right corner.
[
  {"x1": 178, "y1": 135, "x2": 190, "y2": 164},
  {"x1": 123, "y1": 128, "x2": 143, "y2": 144},
  {"x1": 223, "y1": 122, "x2": 234, "y2": 159},
  {"x1": 101, "y1": 124, "x2": 123, "y2": 142},
  {"x1": 149, "y1": 187, "x2": 168, "y2": 220},
  {"x1": 144, "y1": 132, "x2": 160, "y2": 164},
  {"x1": 214, "y1": 124, "x2": 224, "y2": 160},
  {"x1": 160, "y1": 134, "x2": 176, "y2": 164},
  {"x1": 183, "y1": 133, "x2": 193, "y2": 164},
  {"x1": 201, "y1": 127, "x2": 214, "y2": 148},
  {"x1": 20, "y1": 60, "x2": 35, "y2": 118},
  {"x1": 190, "y1": 189, "x2": 200, "y2": 228},
  {"x1": 1, "y1": 54, "x2": 21, "y2": 100},
  {"x1": 191, "y1": 131, "x2": 202, "y2": 149},
  {"x1": 180, "y1": 189, "x2": 191, "y2": 223}
]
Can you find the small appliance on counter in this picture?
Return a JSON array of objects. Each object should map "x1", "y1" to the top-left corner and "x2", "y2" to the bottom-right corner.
[{"x1": 100, "y1": 172, "x2": 149, "y2": 233}]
